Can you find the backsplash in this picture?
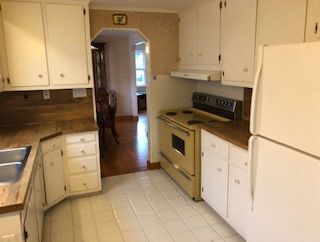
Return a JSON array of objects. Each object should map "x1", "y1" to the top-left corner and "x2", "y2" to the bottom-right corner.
[
  {"x1": 243, "y1": 88, "x2": 252, "y2": 121},
  {"x1": 0, "y1": 89, "x2": 94, "y2": 126}
]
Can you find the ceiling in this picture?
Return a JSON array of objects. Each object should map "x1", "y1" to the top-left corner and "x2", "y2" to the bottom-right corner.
[
  {"x1": 89, "y1": 0, "x2": 203, "y2": 13},
  {"x1": 92, "y1": 29, "x2": 146, "y2": 44}
]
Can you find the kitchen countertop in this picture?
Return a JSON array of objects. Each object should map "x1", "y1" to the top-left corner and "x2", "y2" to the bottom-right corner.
[
  {"x1": 0, "y1": 119, "x2": 98, "y2": 214},
  {"x1": 200, "y1": 120, "x2": 251, "y2": 150}
]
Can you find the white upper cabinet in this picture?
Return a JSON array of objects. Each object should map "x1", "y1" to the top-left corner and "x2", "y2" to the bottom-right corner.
[
  {"x1": 1, "y1": 1, "x2": 49, "y2": 87},
  {"x1": 255, "y1": 0, "x2": 307, "y2": 68},
  {"x1": 46, "y1": 4, "x2": 89, "y2": 86},
  {"x1": 179, "y1": 9, "x2": 197, "y2": 65},
  {"x1": 305, "y1": 0, "x2": 320, "y2": 42},
  {"x1": 196, "y1": 0, "x2": 220, "y2": 66},
  {"x1": 0, "y1": 0, "x2": 93, "y2": 90},
  {"x1": 179, "y1": 0, "x2": 220, "y2": 69},
  {"x1": 220, "y1": 0, "x2": 257, "y2": 87}
]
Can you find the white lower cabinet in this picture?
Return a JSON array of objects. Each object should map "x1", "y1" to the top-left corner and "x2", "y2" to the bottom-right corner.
[
  {"x1": 24, "y1": 188, "x2": 39, "y2": 242},
  {"x1": 201, "y1": 129, "x2": 249, "y2": 238},
  {"x1": 201, "y1": 150, "x2": 228, "y2": 218},
  {"x1": 41, "y1": 138, "x2": 66, "y2": 207}
]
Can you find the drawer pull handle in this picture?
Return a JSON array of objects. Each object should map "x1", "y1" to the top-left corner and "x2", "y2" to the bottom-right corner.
[
  {"x1": 235, "y1": 179, "x2": 240, "y2": 184},
  {"x1": 83, "y1": 182, "x2": 87, "y2": 186},
  {"x1": 80, "y1": 138, "x2": 85, "y2": 142}
]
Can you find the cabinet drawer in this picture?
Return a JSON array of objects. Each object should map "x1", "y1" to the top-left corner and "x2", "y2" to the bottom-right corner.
[
  {"x1": 67, "y1": 156, "x2": 97, "y2": 175},
  {"x1": 65, "y1": 132, "x2": 96, "y2": 144},
  {"x1": 201, "y1": 130, "x2": 229, "y2": 160},
  {"x1": 229, "y1": 145, "x2": 249, "y2": 171},
  {"x1": 69, "y1": 172, "x2": 99, "y2": 192},
  {"x1": 66, "y1": 143, "x2": 96, "y2": 158},
  {"x1": 41, "y1": 136, "x2": 62, "y2": 154}
]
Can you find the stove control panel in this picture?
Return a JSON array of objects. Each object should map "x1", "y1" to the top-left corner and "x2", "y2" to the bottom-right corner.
[{"x1": 192, "y1": 92, "x2": 242, "y2": 120}]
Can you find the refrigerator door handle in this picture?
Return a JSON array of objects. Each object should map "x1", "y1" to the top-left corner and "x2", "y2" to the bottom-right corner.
[
  {"x1": 250, "y1": 46, "x2": 265, "y2": 134},
  {"x1": 248, "y1": 136, "x2": 258, "y2": 211}
]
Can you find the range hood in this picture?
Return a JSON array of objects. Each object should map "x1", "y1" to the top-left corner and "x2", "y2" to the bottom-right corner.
[{"x1": 170, "y1": 69, "x2": 221, "y2": 81}]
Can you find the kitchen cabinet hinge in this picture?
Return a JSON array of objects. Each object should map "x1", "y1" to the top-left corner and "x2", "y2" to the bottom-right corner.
[
  {"x1": 7, "y1": 78, "x2": 10, "y2": 84},
  {"x1": 64, "y1": 185, "x2": 67, "y2": 191},
  {"x1": 315, "y1": 22, "x2": 318, "y2": 34},
  {"x1": 24, "y1": 229, "x2": 28, "y2": 240},
  {"x1": 201, "y1": 187, "x2": 204, "y2": 192},
  {"x1": 83, "y1": 8, "x2": 86, "y2": 15},
  {"x1": 178, "y1": 18, "x2": 180, "y2": 23},
  {"x1": 219, "y1": 1, "x2": 222, "y2": 9},
  {"x1": 88, "y1": 75, "x2": 91, "y2": 81},
  {"x1": 61, "y1": 150, "x2": 63, "y2": 156},
  {"x1": 222, "y1": 71, "x2": 225, "y2": 77},
  {"x1": 218, "y1": 54, "x2": 221, "y2": 62}
]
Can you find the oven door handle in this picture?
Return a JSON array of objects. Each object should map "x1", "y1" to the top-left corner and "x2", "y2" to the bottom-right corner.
[{"x1": 157, "y1": 116, "x2": 190, "y2": 136}]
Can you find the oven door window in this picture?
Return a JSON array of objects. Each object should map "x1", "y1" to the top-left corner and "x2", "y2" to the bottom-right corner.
[{"x1": 172, "y1": 134, "x2": 185, "y2": 156}]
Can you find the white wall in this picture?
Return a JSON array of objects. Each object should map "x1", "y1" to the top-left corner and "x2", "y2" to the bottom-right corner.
[{"x1": 105, "y1": 36, "x2": 133, "y2": 116}]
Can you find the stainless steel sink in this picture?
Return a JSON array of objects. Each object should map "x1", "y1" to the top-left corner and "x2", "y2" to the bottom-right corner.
[{"x1": 0, "y1": 146, "x2": 32, "y2": 184}]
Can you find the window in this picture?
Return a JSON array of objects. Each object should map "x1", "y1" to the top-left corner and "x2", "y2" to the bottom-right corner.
[{"x1": 135, "y1": 49, "x2": 147, "y2": 87}]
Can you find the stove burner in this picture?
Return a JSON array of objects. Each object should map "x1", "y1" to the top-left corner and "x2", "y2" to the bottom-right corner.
[
  {"x1": 187, "y1": 120, "x2": 204, "y2": 125},
  {"x1": 166, "y1": 112, "x2": 177, "y2": 116},
  {"x1": 182, "y1": 110, "x2": 193, "y2": 114}
]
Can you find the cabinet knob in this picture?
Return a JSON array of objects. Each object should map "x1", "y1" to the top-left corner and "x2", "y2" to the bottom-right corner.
[
  {"x1": 51, "y1": 143, "x2": 56, "y2": 147},
  {"x1": 83, "y1": 182, "x2": 87, "y2": 186},
  {"x1": 235, "y1": 179, "x2": 240, "y2": 184},
  {"x1": 38, "y1": 74, "x2": 43, "y2": 78},
  {"x1": 50, "y1": 162, "x2": 54, "y2": 166},
  {"x1": 217, "y1": 168, "x2": 222, "y2": 172},
  {"x1": 244, "y1": 162, "x2": 248, "y2": 166},
  {"x1": 211, "y1": 144, "x2": 216, "y2": 148},
  {"x1": 80, "y1": 138, "x2": 85, "y2": 142},
  {"x1": 60, "y1": 73, "x2": 65, "y2": 78},
  {"x1": 243, "y1": 67, "x2": 248, "y2": 72},
  {"x1": 82, "y1": 165, "x2": 86, "y2": 169},
  {"x1": 81, "y1": 150, "x2": 85, "y2": 154}
]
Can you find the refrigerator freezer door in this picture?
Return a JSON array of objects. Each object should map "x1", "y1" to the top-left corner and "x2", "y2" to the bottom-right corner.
[
  {"x1": 248, "y1": 136, "x2": 320, "y2": 242},
  {"x1": 250, "y1": 42, "x2": 320, "y2": 157}
]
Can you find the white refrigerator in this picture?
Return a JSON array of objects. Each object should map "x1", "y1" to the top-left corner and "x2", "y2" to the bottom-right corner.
[{"x1": 247, "y1": 42, "x2": 320, "y2": 242}]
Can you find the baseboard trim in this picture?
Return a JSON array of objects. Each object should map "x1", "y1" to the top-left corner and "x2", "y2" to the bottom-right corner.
[
  {"x1": 147, "y1": 160, "x2": 161, "y2": 170},
  {"x1": 116, "y1": 115, "x2": 138, "y2": 121}
]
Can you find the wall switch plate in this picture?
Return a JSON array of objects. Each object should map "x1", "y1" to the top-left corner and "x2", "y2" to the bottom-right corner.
[
  {"x1": 72, "y1": 89, "x2": 87, "y2": 98},
  {"x1": 43, "y1": 90, "x2": 50, "y2": 99}
]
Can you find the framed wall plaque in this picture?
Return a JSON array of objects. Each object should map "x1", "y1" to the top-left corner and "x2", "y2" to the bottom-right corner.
[{"x1": 112, "y1": 14, "x2": 128, "y2": 25}]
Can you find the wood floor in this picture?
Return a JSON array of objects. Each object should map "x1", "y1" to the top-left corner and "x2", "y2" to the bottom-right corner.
[{"x1": 100, "y1": 112, "x2": 149, "y2": 177}]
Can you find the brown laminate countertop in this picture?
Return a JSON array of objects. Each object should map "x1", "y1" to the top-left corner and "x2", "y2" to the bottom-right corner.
[
  {"x1": 0, "y1": 119, "x2": 98, "y2": 214},
  {"x1": 200, "y1": 120, "x2": 251, "y2": 150}
]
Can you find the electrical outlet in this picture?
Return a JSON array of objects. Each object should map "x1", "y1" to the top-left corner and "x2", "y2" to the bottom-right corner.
[
  {"x1": 43, "y1": 90, "x2": 50, "y2": 99},
  {"x1": 72, "y1": 89, "x2": 87, "y2": 98}
]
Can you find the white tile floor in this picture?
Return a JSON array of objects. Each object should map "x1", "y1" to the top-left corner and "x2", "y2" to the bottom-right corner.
[{"x1": 43, "y1": 170, "x2": 245, "y2": 242}]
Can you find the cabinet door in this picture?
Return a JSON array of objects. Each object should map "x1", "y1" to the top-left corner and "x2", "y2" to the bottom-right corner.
[
  {"x1": 24, "y1": 189, "x2": 39, "y2": 242},
  {"x1": 34, "y1": 158, "x2": 45, "y2": 241},
  {"x1": 228, "y1": 166, "x2": 249, "y2": 238},
  {"x1": 46, "y1": 4, "x2": 89, "y2": 86},
  {"x1": 221, "y1": 0, "x2": 257, "y2": 87},
  {"x1": 1, "y1": 1, "x2": 49, "y2": 87},
  {"x1": 201, "y1": 149, "x2": 228, "y2": 217},
  {"x1": 305, "y1": 0, "x2": 320, "y2": 41},
  {"x1": 196, "y1": 0, "x2": 220, "y2": 66},
  {"x1": 179, "y1": 9, "x2": 197, "y2": 65},
  {"x1": 43, "y1": 149, "x2": 66, "y2": 207}
]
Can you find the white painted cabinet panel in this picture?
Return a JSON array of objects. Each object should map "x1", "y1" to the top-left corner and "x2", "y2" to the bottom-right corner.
[
  {"x1": 46, "y1": 4, "x2": 89, "y2": 86},
  {"x1": 1, "y1": 1, "x2": 49, "y2": 87},
  {"x1": 201, "y1": 149, "x2": 228, "y2": 217},
  {"x1": 228, "y1": 166, "x2": 248, "y2": 238},
  {"x1": 24, "y1": 189, "x2": 39, "y2": 242},
  {"x1": 305, "y1": 0, "x2": 320, "y2": 42},
  {"x1": 42, "y1": 149, "x2": 66, "y2": 207},
  {"x1": 33, "y1": 157, "x2": 45, "y2": 241},
  {"x1": 196, "y1": 0, "x2": 220, "y2": 66},
  {"x1": 221, "y1": 0, "x2": 257, "y2": 87},
  {"x1": 179, "y1": 9, "x2": 197, "y2": 65}
]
